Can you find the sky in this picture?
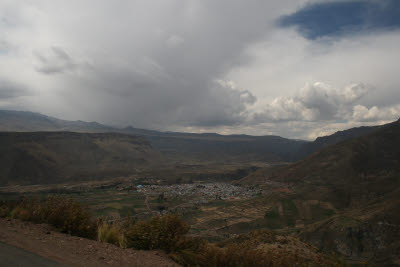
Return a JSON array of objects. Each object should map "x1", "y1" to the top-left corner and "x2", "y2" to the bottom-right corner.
[{"x1": 1, "y1": 0, "x2": 400, "y2": 140}]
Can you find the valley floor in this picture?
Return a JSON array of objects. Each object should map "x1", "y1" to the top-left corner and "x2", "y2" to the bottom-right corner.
[{"x1": 0, "y1": 218, "x2": 179, "y2": 267}]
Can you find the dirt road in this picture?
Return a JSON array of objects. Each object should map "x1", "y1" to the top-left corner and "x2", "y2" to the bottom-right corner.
[{"x1": 0, "y1": 241, "x2": 63, "y2": 267}]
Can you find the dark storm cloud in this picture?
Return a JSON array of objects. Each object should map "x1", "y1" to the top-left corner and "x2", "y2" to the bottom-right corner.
[
  {"x1": 279, "y1": 0, "x2": 400, "y2": 39},
  {"x1": 0, "y1": 80, "x2": 31, "y2": 99},
  {"x1": 176, "y1": 84, "x2": 257, "y2": 127},
  {"x1": 67, "y1": 62, "x2": 258, "y2": 128},
  {"x1": 35, "y1": 46, "x2": 77, "y2": 74},
  {"x1": 32, "y1": 0, "x2": 292, "y2": 129}
]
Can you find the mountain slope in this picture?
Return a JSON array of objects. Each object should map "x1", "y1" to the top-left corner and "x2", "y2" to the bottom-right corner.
[
  {"x1": 0, "y1": 132, "x2": 164, "y2": 185},
  {"x1": 0, "y1": 110, "x2": 307, "y2": 163},
  {"x1": 132, "y1": 133, "x2": 306, "y2": 164},
  {"x1": 244, "y1": 118, "x2": 400, "y2": 207},
  {"x1": 0, "y1": 109, "x2": 388, "y2": 165},
  {"x1": 240, "y1": 118, "x2": 400, "y2": 264},
  {"x1": 295, "y1": 124, "x2": 382, "y2": 160}
]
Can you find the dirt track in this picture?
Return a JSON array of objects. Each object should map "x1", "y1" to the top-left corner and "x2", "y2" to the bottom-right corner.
[
  {"x1": 0, "y1": 241, "x2": 62, "y2": 267},
  {"x1": 0, "y1": 218, "x2": 180, "y2": 267}
]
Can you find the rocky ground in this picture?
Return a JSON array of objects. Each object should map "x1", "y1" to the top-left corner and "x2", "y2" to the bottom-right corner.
[{"x1": 0, "y1": 218, "x2": 180, "y2": 267}]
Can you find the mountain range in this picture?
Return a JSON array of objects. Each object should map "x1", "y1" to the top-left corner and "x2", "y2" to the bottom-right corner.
[{"x1": 0, "y1": 109, "x2": 381, "y2": 164}]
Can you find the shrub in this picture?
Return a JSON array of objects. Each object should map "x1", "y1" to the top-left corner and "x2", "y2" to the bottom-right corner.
[
  {"x1": 0, "y1": 200, "x2": 19, "y2": 218},
  {"x1": 5, "y1": 197, "x2": 96, "y2": 239},
  {"x1": 168, "y1": 236, "x2": 208, "y2": 266},
  {"x1": 0, "y1": 205, "x2": 9, "y2": 218},
  {"x1": 40, "y1": 196, "x2": 96, "y2": 238},
  {"x1": 10, "y1": 198, "x2": 43, "y2": 222},
  {"x1": 125, "y1": 214, "x2": 189, "y2": 252}
]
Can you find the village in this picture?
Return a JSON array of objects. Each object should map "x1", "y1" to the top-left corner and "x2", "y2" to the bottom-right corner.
[{"x1": 137, "y1": 183, "x2": 263, "y2": 201}]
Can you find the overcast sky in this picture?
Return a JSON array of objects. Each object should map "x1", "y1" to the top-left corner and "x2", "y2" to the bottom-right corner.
[{"x1": 1, "y1": 0, "x2": 400, "y2": 139}]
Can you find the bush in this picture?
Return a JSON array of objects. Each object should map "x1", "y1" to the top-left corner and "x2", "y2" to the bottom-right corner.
[
  {"x1": 125, "y1": 214, "x2": 189, "y2": 252},
  {"x1": 168, "y1": 236, "x2": 208, "y2": 266},
  {"x1": 0, "y1": 205, "x2": 10, "y2": 218},
  {"x1": 40, "y1": 196, "x2": 96, "y2": 238},
  {"x1": 4, "y1": 197, "x2": 96, "y2": 239},
  {"x1": 10, "y1": 198, "x2": 44, "y2": 222}
]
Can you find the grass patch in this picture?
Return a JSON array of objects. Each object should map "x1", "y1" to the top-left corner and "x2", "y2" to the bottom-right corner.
[{"x1": 97, "y1": 221, "x2": 126, "y2": 247}]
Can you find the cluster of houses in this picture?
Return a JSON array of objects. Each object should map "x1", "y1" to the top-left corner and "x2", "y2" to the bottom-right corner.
[{"x1": 137, "y1": 183, "x2": 262, "y2": 200}]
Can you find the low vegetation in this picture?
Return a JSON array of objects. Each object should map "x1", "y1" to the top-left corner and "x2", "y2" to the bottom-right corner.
[
  {"x1": 0, "y1": 197, "x2": 339, "y2": 266},
  {"x1": 0, "y1": 197, "x2": 96, "y2": 238},
  {"x1": 97, "y1": 221, "x2": 127, "y2": 247}
]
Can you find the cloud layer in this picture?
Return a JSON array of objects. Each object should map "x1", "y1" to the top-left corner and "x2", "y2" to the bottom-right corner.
[
  {"x1": 0, "y1": 80, "x2": 31, "y2": 99},
  {"x1": 0, "y1": 0, "x2": 399, "y2": 139}
]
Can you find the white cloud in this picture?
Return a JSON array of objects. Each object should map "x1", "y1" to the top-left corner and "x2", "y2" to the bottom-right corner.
[
  {"x1": 353, "y1": 104, "x2": 400, "y2": 122},
  {"x1": 254, "y1": 82, "x2": 369, "y2": 122}
]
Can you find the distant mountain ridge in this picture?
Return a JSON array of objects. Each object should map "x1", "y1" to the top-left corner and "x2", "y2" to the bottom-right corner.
[
  {"x1": 0, "y1": 110, "x2": 114, "y2": 132},
  {"x1": 0, "y1": 110, "x2": 387, "y2": 163},
  {"x1": 0, "y1": 110, "x2": 307, "y2": 163}
]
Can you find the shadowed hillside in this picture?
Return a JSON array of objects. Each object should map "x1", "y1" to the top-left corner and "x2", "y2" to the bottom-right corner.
[
  {"x1": 240, "y1": 118, "x2": 400, "y2": 264},
  {"x1": 126, "y1": 132, "x2": 306, "y2": 164},
  {"x1": 242, "y1": 118, "x2": 400, "y2": 207},
  {"x1": 0, "y1": 110, "x2": 307, "y2": 163},
  {"x1": 0, "y1": 132, "x2": 164, "y2": 185},
  {"x1": 295, "y1": 124, "x2": 382, "y2": 160},
  {"x1": 0, "y1": 110, "x2": 385, "y2": 165}
]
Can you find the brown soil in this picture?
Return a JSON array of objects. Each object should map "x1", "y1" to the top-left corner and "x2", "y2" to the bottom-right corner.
[{"x1": 0, "y1": 218, "x2": 180, "y2": 267}]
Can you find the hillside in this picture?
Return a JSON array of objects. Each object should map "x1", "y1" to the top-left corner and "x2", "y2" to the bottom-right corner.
[
  {"x1": 0, "y1": 132, "x2": 164, "y2": 185},
  {"x1": 0, "y1": 110, "x2": 383, "y2": 165},
  {"x1": 240, "y1": 118, "x2": 400, "y2": 264},
  {"x1": 0, "y1": 110, "x2": 307, "y2": 164},
  {"x1": 242, "y1": 118, "x2": 400, "y2": 206},
  {"x1": 295, "y1": 124, "x2": 382, "y2": 160},
  {"x1": 0, "y1": 110, "x2": 392, "y2": 187},
  {"x1": 131, "y1": 133, "x2": 306, "y2": 164}
]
